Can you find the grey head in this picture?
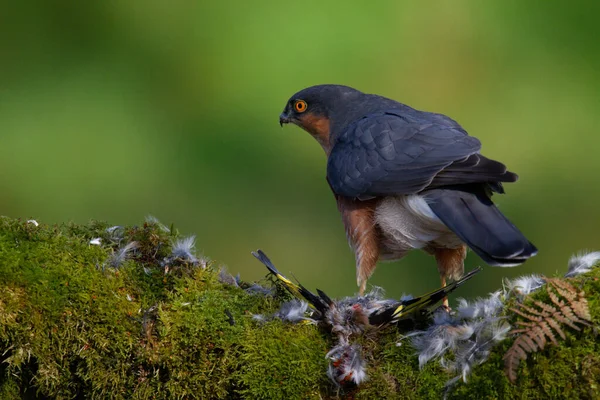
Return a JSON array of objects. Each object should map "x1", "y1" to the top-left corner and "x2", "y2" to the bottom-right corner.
[{"x1": 280, "y1": 84, "x2": 410, "y2": 133}]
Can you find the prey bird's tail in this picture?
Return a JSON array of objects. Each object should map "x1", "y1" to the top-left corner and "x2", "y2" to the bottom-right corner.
[
  {"x1": 425, "y1": 185, "x2": 537, "y2": 267},
  {"x1": 252, "y1": 250, "x2": 329, "y2": 313},
  {"x1": 368, "y1": 266, "x2": 482, "y2": 326}
]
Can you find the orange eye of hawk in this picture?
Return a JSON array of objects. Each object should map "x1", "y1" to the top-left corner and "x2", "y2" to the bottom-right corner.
[{"x1": 294, "y1": 100, "x2": 307, "y2": 113}]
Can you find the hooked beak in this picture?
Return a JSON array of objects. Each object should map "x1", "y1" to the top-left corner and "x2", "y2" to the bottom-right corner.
[{"x1": 279, "y1": 112, "x2": 291, "y2": 127}]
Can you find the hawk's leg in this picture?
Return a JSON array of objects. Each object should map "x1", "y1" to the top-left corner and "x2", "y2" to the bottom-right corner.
[
  {"x1": 336, "y1": 196, "x2": 380, "y2": 296},
  {"x1": 434, "y1": 246, "x2": 467, "y2": 308}
]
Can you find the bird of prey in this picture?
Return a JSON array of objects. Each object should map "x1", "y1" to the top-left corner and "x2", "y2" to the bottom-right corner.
[{"x1": 279, "y1": 85, "x2": 537, "y2": 302}]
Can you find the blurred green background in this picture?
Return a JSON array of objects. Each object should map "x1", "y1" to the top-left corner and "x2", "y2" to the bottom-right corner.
[{"x1": 2, "y1": 1, "x2": 599, "y2": 300}]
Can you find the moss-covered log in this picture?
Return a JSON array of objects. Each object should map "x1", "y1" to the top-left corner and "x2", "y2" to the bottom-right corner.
[{"x1": 0, "y1": 217, "x2": 598, "y2": 399}]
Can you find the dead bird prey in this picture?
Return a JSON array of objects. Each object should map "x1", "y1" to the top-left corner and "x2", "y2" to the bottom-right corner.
[
  {"x1": 252, "y1": 250, "x2": 480, "y2": 386},
  {"x1": 253, "y1": 250, "x2": 480, "y2": 329}
]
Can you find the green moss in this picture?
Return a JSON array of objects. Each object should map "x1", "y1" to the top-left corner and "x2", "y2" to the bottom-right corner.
[
  {"x1": 352, "y1": 332, "x2": 448, "y2": 400},
  {"x1": 0, "y1": 376, "x2": 20, "y2": 400},
  {"x1": 236, "y1": 321, "x2": 330, "y2": 399},
  {"x1": 0, "y1": 217, "x2": 598, "y2": 399}
]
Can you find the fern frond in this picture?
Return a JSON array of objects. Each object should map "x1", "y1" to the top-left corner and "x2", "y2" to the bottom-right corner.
[
  {"x1": 503, "y1": 277, "x2": 592, "y2": 383},
  {"x1": 544, "y1": 317, "x2": 567, "y2": 340},
  {"x1": 571, "y1": 300, "x2": 592, "y2": 321},
  {"x1": 549, "y1": 296, "x2": 566, "y2": 312},
  {"x1": 532, "y1": 299, "x2": 557, "y2": 315},
  {"x1": 515, "y1": 321, "x2": 537, "y2": 328},
  {"x1": 503, "y1": 336, "x2": 530, "y2": 383},
  {"x1": 510, "y1": 306, "x2": 543, "y2": 321},
  {"x1": 528, "y1": 326, "x2": 547, "y2": 349},
  {"x1": 538, "y1": 320, "x2": 558, "y2": 345},
  {"x1": 548, "y1": 278, "x2": 578, "y2": 301},
  {"x1": 520, "y1": 302, "x2": 550, "y2": 318}
]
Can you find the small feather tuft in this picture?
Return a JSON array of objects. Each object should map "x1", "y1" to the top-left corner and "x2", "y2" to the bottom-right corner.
[
  {"x1": 108, "y1": 241, "x2": 138, "y2": 268},
  {"x1": 106, "y1": 226, "x2": 124, "y2": 243},
  {"x1": 218, "y1": 266, "x2": 240, "y2": 287},
  {"x1": 410, "y1": 290, "x2": 510, "y2": 386},
  {"x1": 275, "y1": 300, "x2": 312, "y2": 323},
  {"x1": 245, "y1": 283, "x2": 274, "y2": 296},
  {"x1": 456, "y1": 291, "x2": 504, "y2": 320},
  {"x1": 145, "y1": 215, "x2": 170, "y2": 232},
  {"x1": 252, "y1": 314, "x2": 267, "y2": 323},
  {"x1": 565, "y1": 251, "x2": 600, "y2": 277},
  {"x1": 171, "y1": 236, "x2": 198, "y2": 264},
  {"x1": 506, "y1": 275, "x2": 545, "y2": 298}
]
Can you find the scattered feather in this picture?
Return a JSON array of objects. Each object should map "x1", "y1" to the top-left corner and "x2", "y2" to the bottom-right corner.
[
  {"x1": 198, "y1": 256, "x2": 210, "y2": 269},
  {"x1": 245, "y1": 283, "x2": 273, "y2": 296},
  {"x1": 89, "y1": 238, "x2": 102, "y2": 246},
  {"x1": 145, "y1": 215, "x2": 170, "y2": 232},
  {"x1": 447, "y1": 319, "x2": 510, "y2": 383},
  {"x1": 274, "y1": 300, "x2": 312, "y2": 323},
  {"x1": 565, "y1": 251, "x2": 600, "y2": 277},
  {"x1": 364, "y1": 285, "x2": 386, "y2": 299},
  {"x1": 410, "y1": 290, "x2": 510, "y2": 387},
  {"x1": 171, "y1": 236, "x2": 198, "y2": 264},
  {"x1": 432, "y1": 308, "x2": 456, "y2": 326},
  {"x1": 253, "y1": 300, "x2": 315, "y2": 325},
  {"x1": 27, "y1": 220, "x2": 39, "y2": 226},
  {"x1": 410, "y1": 313, "x2": 460, "y2": 368},
  {"x1": 456, "y1": 291, "x2": 504, "y2": 320},
  {"x1": 161, "y1": 236, "x2": 206, "y2": 270},
  {"x1": 106, "y1": 226, "x2": 124, "y2": 242},
  {"x1": 106, "y1": 226, "x2": 122, "y2": 234},
  {"x1": 108, "y1": 241, "x2": 138, "y2": 268},
  {"x1": 252, "y1": 314, "x2": 267, "y2": 324},
  {"x1": 506, "y1": 275, "x2": 545, "y2": 298},
  {"x1": 218, "y1": 266, "x2": 240, "y2": 287}
]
